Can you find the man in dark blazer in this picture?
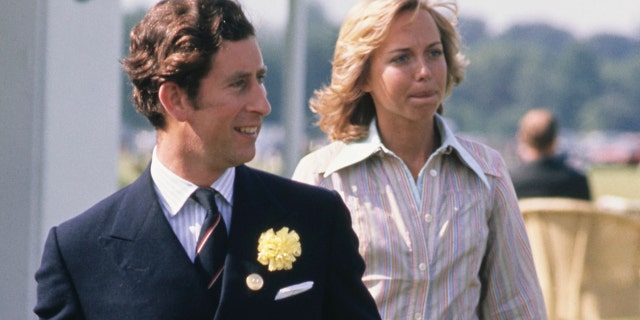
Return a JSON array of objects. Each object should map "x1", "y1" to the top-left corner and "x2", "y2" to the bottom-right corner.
[
  {"x1": 510, "y1": 108, "x2": 591, "y2": 200},
  {"x1": 34, "y1": 1, "x2": 381, "y2": 319}
]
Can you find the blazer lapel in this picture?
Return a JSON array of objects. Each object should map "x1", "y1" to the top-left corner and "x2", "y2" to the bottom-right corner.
[
  {"x1": 229, "y1": 165, "x2": 288, "y2": 238},
  {"x1": 216, "y1": 166, "x2": 291, "y2": 313},
  {"x1": 101, "y1": 166, "x2": 195, "y2": 276},
  {"x1": 97, "y1": 166, "x2": 221, "y2": 318}
]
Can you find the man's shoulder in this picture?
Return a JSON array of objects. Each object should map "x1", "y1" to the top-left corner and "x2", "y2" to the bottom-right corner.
[
  {"x1": 55, "y1": 185, "x2": 129, "y2": 232},
  {"x1": 240, "y1": 165, "x2": 336, "y2": 195},
  {"x1": 509, "y1": 162, "x2": 541, "y2": 184},
  {"x1": 56, "y1": 172, "x2": 153, "y2": 234},
  {"x1": 236, "y1": 167, "x2": 352, "y2": 231},
  {"x1": 515, "y1": 156, "x2": 586, "y2": 177},
  {"x1": 555, "y1": 158, "x2": 588, "y2": 177}
]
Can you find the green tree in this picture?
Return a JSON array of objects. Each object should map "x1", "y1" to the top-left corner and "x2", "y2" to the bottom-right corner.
[{"x1": 554, "y1": 44, "x2": 603, "y2": 129}]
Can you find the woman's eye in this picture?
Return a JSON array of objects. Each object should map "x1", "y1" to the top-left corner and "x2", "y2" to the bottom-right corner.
[
  {"x1": 429, "y1": 49, "x2": 443, "y2": 58},
  {"x1": 391, "y1": 55, "x2": 408, "y2": 63}
]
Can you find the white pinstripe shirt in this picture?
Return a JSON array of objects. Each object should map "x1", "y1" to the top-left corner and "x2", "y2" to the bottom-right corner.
[
  {"x1": 293, "y1": 115, "x2": 546, "y2": 319},
  {"x1": 150, "y1": 148, "x2": 234, "y2": 262}
]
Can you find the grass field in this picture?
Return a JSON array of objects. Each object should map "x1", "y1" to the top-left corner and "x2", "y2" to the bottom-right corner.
[{"x1": 589, "y1": 165, "x2": 640, "y2": 200}]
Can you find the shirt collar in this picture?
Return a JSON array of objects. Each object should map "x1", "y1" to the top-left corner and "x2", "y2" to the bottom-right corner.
[
  {"x1": 323, "y1": 114, "x2": 490, "y2": 188},
  {"x1": 435, "y1": 114, "x2": 490, "y2": 188},
  {"x1": 323, "y1": 123, "x2": 384, "y2": 177},
  {"x1": 150, "y1": 147, "x2": 235, "y2": 216}
]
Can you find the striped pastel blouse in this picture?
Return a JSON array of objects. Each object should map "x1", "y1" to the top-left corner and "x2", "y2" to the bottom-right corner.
[{"x1": 293, "y1": 115, "x2": 546, "y2": 319}]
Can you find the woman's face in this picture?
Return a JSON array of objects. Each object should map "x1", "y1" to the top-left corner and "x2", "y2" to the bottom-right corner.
[{"x1": 362, "y1": 9, "x2": 447, "y2": 126}]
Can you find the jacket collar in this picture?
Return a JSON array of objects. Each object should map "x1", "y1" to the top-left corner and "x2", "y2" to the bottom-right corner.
[
  {"x1": 150, "y1": 147, "x2": 235, "y2": 217},
  {"x1": 323, "y1": 114, "x2": 490, "y2": 188},
  {"x1": 108, "y1": 164, "x2": 288, "y2": 241},
  {"x1": 109, "y1": 165, "x2": 162, "y2": 241}
]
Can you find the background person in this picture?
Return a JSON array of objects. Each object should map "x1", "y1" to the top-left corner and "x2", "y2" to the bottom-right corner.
[
  {"x1": 293, "y1": 0, "x2": 546, "y2": 318},
  {"x1": 510, "y1": 108, "x2": 591, "y2": 200},
  {"x1": 34, "y1": 1, "x2": 381, "y2": 319}
]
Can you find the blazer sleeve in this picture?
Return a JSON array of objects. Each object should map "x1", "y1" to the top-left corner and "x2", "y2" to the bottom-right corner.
[
  {"x1": 34, "y1": 227, "x2": 84, "y2": 320},
  {"x1": 324, "y1": 191, "x2": 381, "y2": 320}
]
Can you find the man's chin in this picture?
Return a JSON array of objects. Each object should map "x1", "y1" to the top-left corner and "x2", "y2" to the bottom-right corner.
[{"x1": 235, "y1": 149, "x2": 257, "y2": 166}]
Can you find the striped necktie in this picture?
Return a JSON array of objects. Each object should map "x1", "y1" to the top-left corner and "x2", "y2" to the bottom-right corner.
[{"x1": 191, "y1": 187, "x2": 228, "y2": 291}]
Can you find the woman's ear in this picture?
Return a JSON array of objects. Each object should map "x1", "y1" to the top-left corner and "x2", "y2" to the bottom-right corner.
[
  {"x1": 358, "y1": 77, "x2": 371, "y2": 93},
  {"x1": 158, "y1": 82, "x2": 189, "y2": 122}
]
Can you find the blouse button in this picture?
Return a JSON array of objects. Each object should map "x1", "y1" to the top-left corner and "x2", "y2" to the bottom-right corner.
[
  {"x1": 429, "y1": 169, "x2": 438, "y2": 177},
  {"x1": 424, "y1": 214, "x2": 433, "y2": 223},
  {"x1": 418, "y1": 263, "x2": 427, "y2": 271}
]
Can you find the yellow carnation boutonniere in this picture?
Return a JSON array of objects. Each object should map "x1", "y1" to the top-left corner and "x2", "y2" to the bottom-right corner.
[{"x1": 257, "y1": 227, "x2": 302, "y2": 271}]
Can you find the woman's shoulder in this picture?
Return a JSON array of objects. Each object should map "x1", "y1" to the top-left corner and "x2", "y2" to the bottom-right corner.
[
  {"x1": 299, "y1": 141, "x2": 346, "y2": 165},
  {"x1": 293, "y1": 141, "x2": 347, "y2": 180},
  {"x1": 455, "y1": 135, "x2": 501, "y2": 156},
  {"x1": 454, "y1": 135, "x2": 508, "y2": 176}
]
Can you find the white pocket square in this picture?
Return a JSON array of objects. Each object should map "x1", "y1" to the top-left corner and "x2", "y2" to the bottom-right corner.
[{"x1": 274, "y1": 281, "x2": 314, "y2": 301}]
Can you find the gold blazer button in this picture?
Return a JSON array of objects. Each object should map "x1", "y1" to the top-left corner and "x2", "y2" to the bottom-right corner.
[{"x1": 246, "y1": 273, "x2": 264, "y2": 291}]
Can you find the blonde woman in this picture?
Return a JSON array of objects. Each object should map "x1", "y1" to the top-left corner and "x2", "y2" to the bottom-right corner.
[{"x1": 293, "y1": 0, "x2": 547, "y2": 318}]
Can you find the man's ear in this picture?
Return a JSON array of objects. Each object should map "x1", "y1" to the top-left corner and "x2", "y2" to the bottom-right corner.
[{"x1": 158, "y1": 82, "x2": 190, "y2": 122}]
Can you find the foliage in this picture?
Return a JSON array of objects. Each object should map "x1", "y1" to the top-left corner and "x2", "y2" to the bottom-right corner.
[
  {"x1": 449, "y1": 19, "x2": 640, "y2": 137},
  {"x1": 120, "y1": 10, "x2": 640, "y2": 142}
]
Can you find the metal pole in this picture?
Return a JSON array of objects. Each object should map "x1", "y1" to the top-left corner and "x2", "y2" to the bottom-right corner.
[{"x1": 282, "y1": 0, "x2": 308, "y2": 177}]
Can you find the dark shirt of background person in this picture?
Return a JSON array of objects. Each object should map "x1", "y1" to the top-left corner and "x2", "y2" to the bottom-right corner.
[{"x1": 510, "y1": 108, "x2": 591, "y2": 200}]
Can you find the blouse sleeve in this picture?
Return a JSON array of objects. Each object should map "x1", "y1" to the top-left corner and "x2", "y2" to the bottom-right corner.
[{"x1": 478, "y1": 156, "x2": 548, "y2": 319}]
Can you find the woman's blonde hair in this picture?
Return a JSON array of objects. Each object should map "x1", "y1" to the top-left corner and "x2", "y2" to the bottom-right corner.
[{"x1": 311, "y1": 0, "x2": 468, "y2": 142}]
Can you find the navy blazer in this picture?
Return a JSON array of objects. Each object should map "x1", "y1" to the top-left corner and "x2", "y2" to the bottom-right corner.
[{"x1": 34, "y1": 165, "x2": 381, "y2": 320}]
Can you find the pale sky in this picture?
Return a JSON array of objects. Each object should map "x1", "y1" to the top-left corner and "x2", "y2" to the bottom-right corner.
[{"x1": 123, "y1": 0, "x2": 640, "y2": 38}]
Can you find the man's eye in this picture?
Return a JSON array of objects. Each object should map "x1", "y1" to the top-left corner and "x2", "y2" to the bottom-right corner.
[{"x1": 231, "y1": 80, "x2": 246, "y2": 88}]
